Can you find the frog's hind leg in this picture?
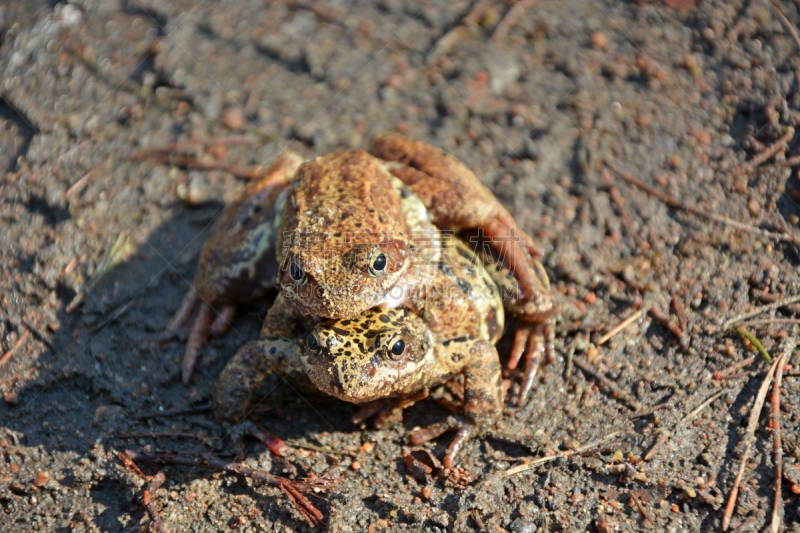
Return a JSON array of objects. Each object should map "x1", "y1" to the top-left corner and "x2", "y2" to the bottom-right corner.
[
  {"x1": 410, "y1": 341, "x2": 503, "y2": 468},
  {"x1": 370, "y1": 132, "x2": 543, "y2": 301}
]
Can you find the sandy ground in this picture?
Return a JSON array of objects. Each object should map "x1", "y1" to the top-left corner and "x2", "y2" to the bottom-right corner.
[{"x1": 2, "y1": 0, "x2": 800, "y2": 531}]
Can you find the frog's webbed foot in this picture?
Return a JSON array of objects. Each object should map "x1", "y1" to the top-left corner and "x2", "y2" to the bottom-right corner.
[
  {"x1": 409, "y1": 415, "x2": 476, "y2": 468},
  {"x1": 226, "y1": 420, "x2": 290, "y2": 460},
  {"x1": 351, "y1": 389, "x2": 429, "y2": 429},
  {"x1": 508, "y1": 320, "x2": 554, "y2": 406},
  {"x1": 159, "y1": 289, "x2": 237, "y2": 385}
]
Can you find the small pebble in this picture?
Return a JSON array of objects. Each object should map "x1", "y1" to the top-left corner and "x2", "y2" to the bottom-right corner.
[
  {"x1": 33, "y1": 472, "x2": 49, "y2": 488},
  {"x1": 693, "y1": 130, "x2": 711, "y2": 145},
  {"x1": 591, "y1": 31, "x2": 609, "y2": 51},
  {"x1": 4, "y1": 392, "x2": 19, "y2": 406},
  {"x1": 223, "y1": 107, "x2": 246, "y2": 130},
  {"x1": 747, "y1": 198, "x2": 760, "y2": 216}
]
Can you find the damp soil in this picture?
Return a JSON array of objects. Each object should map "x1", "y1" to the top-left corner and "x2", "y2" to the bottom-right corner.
[{"x1": 1, "y1": 1, "x2": 800, "y2": 531}]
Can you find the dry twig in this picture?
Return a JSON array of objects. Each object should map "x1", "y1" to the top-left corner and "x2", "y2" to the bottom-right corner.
[
  {"x1": 491, "y1": 0, "x2": 537, "y2": 43},
  {"x1": 682, "y1": 389, "x2": 726, "y2": 423},
  {"x1": 125, "y1": 450, "x2": 338, "y2": 527},
  {"x1": 605, "y1": 162, "x2": 800, "y2": 246},
  {"x1": 608, "y1": 186, "x2": 647, "y2": 249},
  {"x1": 428, "y1": 0, "x2": 492, "y2": 58},
  {"x1": 65, "y1": 163, "x2": 107, "y2": 199},
  {"x1": 143, "y1": 471, "x2": 168, "y2": 533},
  {"x1": 648, "y1": 306, "x2": 684, "y2": 339},
  {"x1": 750, "y1": 291, "x2": 800, "y2": 315},
  {"x1": 597, "y1": 308, "x2": 645, "y2": 346},
  {"x1": 771, "y1": 345, "x2": 791, "y2": 533},
  {"x1": 499, "y1": 432, "x2": 622, "y2": 478},
  {"x1": 0, "y1": 329, "x2": 30, "y2": 370},
  {"x1": 739, "y1": 127, "x2": 794, "y2": 173},
  {"x1": 722, "y1": 351, "x2": 784, "y2": 530},
  {"x1": 770, "y1": 0, "x2": 800, "y2": 51},
  {"x1": 572, "y1": 356, "x2": 643, "y2": 411},
  {"x1": 129, "y1": 151, "x2": 258, "y2": 180},
  {"x1": 740, "y1": 318, "x2": 800, "y2": 328},
  {"x1": 713, "y1": 356, "x2": 756, "y2": 380},
  {"x1": 722, "y1": 294, "x2": 800, "y2": 330},
  {"x1": 629, "y1": 489, "x2": 655, "y2": 526},
  {"x1": 645, "y1": 389, "x2": 726, "y2": 460},
  {"x1": 118, "y1": 451, "x2": 168, "y2": 533}
]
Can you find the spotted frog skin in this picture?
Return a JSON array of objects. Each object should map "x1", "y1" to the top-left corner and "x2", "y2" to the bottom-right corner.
[{"x1": 163, "y1": 135, "x2": 554, "y2": 407}]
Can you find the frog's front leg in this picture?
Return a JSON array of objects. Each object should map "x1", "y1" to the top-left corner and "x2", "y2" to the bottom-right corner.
[
  {"x1": 160, "y1": 152, "x2": 304, "y2": 384},
  {"x1": 409, "y1": 340, "x2": 503, "y2": 467},
  {"x1": 212, "y1": 336, "x2": 311, "y2": 458}
]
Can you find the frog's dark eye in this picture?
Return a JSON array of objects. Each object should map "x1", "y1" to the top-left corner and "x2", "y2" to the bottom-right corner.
[
  {"x1": 387, "y1": 337, "x2": 405, "y2": 360},
  {"x1": 290, "y1": 261, "x2": 307, "y2": 285},
  {"x1": 368, "y1": 251, "x2": 388, "y2": 277},
  {"x1": 307, "y1": 333, "x2": 320, "y2": 353}
]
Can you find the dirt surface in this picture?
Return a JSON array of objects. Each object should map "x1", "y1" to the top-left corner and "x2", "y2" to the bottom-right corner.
[{"x1": 2, "y1": 0, "x2": 800, "y2": 531}]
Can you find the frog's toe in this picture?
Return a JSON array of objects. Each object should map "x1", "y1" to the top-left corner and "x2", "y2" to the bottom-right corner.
[
  {"x1": 209, "y1": 305, "x2": 236, "y2": 336},
  {"x1": 159, "y1": 290, "x2": 200, "y2": 342},
  {"x1": 516, "y1": 325, "x2": 544, "y2": 406},
  {"x1": 508, "y1": 321, "x2": 555, "y2": 406},
  {"x1": 351, "y1": 400, "x2": 391, "y2": 427},
  {"x1": 409, "y1": 415, "x2": 475, "y2": 468},
  {"x1": 226, "y1": 420, "x2": 290, "y2": 458},
  {"x1": 181, "y1": 303, "x2": 215, "y2": 385}
]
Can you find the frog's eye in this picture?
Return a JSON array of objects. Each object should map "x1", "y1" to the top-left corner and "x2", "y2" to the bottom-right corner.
[
  {"x1": 368, "y1": 250, "x2": 388, "y2": 277},
  {"x1": 306, "y1": 333, "x2": 320, "y2": 353},
  {"x1": 386, "y1": 336, "x2": 406, "y2": 360},
  {"x1": 289, "y1": 261, "x2": 307, "y2": 285}
]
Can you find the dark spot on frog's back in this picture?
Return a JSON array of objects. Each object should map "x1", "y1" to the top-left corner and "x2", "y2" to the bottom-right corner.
[
  {"x1": 443, "y1": 336, "x2": 470, "y2": 347},
  {"x1": 330, "y1": 326, "x2": 350, "y2": 337},
  {"x1": 379, "y1": 314, "x2": 391, "y2": 324},
  {"x1": 457, "y1": 278, "x2": 471, "y2": 293},
  {"x1": 457, "y1": 247, "x2": 475, "y2": 261}
]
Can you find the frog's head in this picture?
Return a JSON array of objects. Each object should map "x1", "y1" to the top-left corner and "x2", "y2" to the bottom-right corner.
[
  {"x1": 299, "y1": 308, "x2": 433, "y2": 403},
  {"x1": 277, "y1": 150, "x2": 412, "y2": 318}
]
